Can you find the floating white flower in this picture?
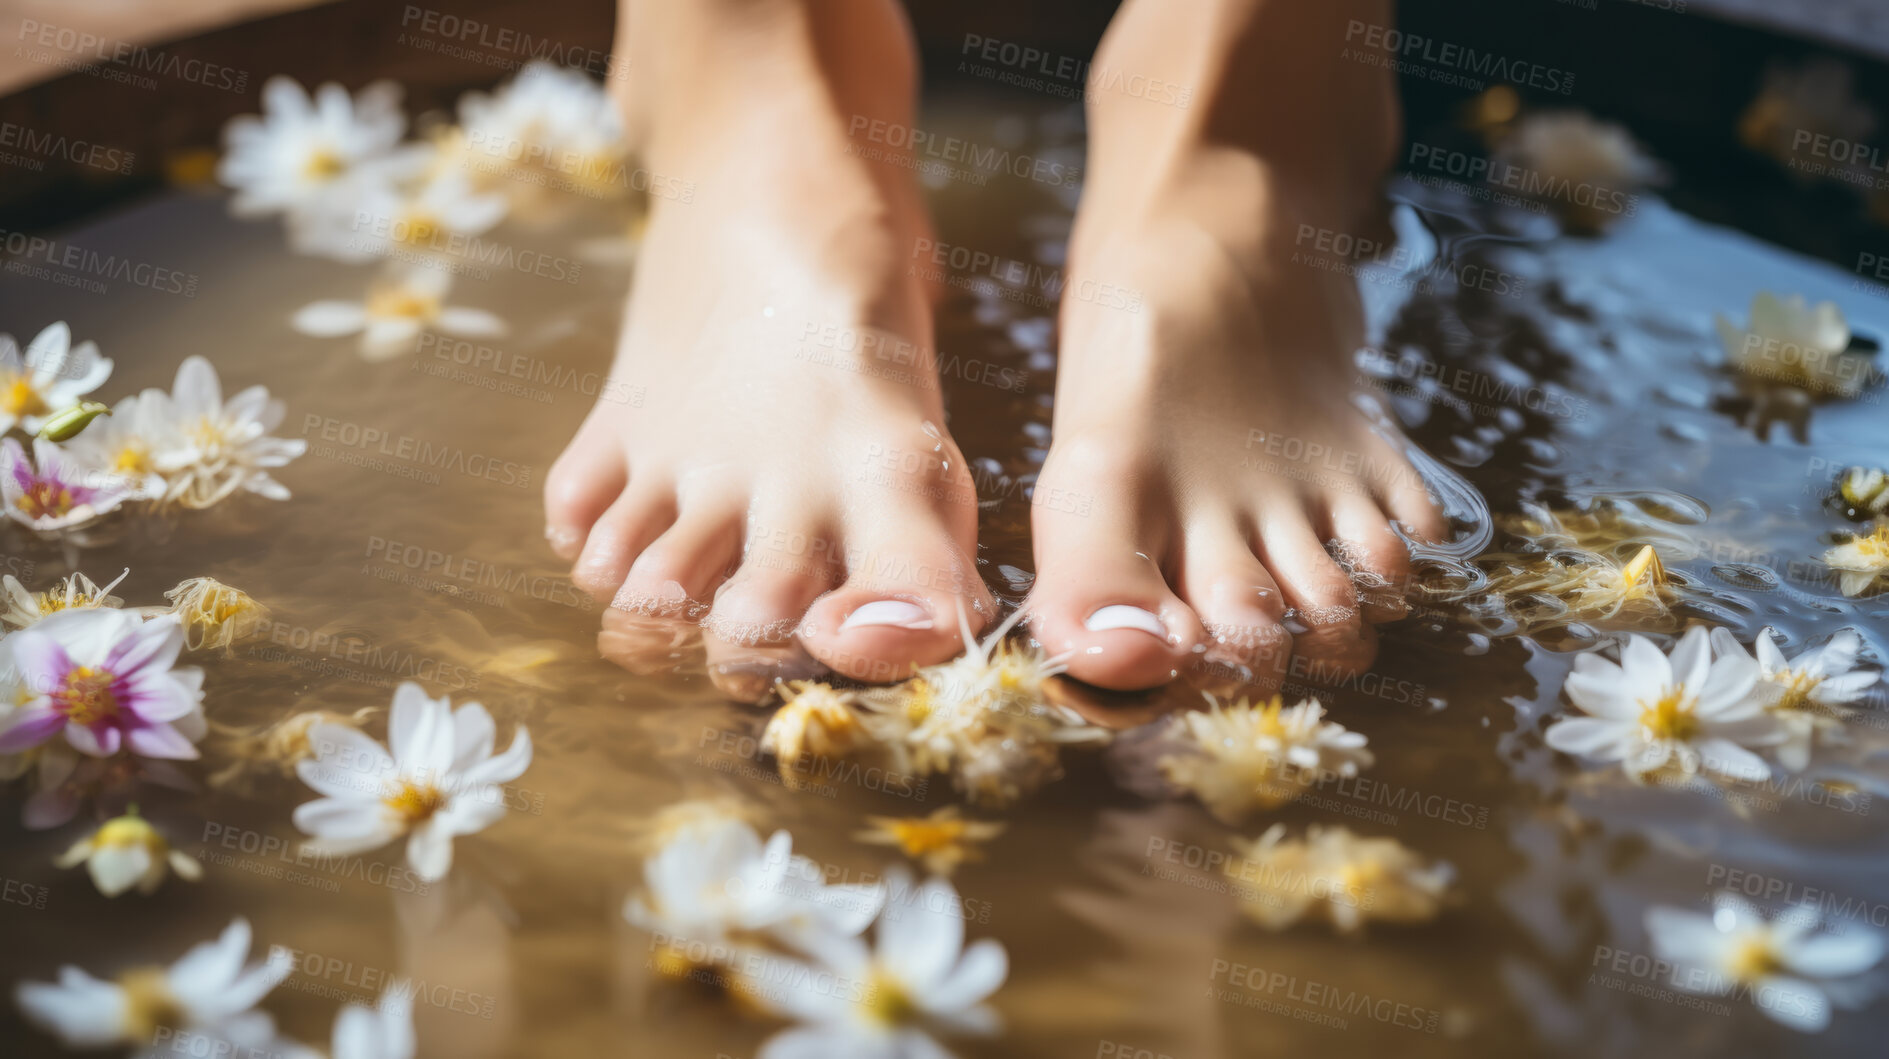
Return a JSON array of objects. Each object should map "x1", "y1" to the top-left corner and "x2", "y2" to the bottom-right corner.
[
  {"x1": 1712, "y1": 627, "x2": 1880, "y2": 772},
  {"x1": 0, "y1": 437, "x2": 129, "y2": 535},
  {"x1": 54, "y1": 807, "x2": 202, "y2": 896},
  {"x1": 625, "y1": 815, "x2": 884, "y2": 957},
  {"x1": 1837, "y1": 466, "x2": 1889, "y2": 519},
  {"x1": 453, "y1": 62, "x2": 629, "y2": 205},
  {"x1": 0, "y1": 568, "x2": 128, "y2": 629},
  {"x1": 761, "y1": 681, "x2": 870, "y2": 790},
  {"x1": 1544, "y1": 626, "x2": 1780, "y2": 782},
  {"x1": 1494, "y1": 110, "x2": 1662, "y2": 232},
  {"x1": 14, "y1": 918, "x2": 290, "y2": 1053},
  {"x1": 0, "y1": 322, "x2": 113, "y2": 435},
  {"x1": 1824, "y1": 522, "x2": 1889, "y2": 597},
  {"x1": 855, "y1": 806, "x2": 1005, "y2": 877},
  {"x1": 0, "y1": 608, "x2": 205, "y2": 760},
  {"x1": 292, "y1": 682, "x2": 531, "y2": 882},
  {"x1": 743, "y1": 870, "x2": 1006, "y2": 1059},
  {"x1": 1646, "y1": 892, "x2": 1884, "y2": 1032},
  {"x1": 292, "y1": 265, "x2": 505, "y2": 361},
  {"x1": 326, "y1": 989, "x2": 416, "y2": 1059},
  {"x1": 1226, "y1": 824, "x2": 1454, "y2": 935},
  {"x1": 144, "y1": 356, "x2": 306, "y2": 509},
  {"x1": 60, "y1": 393, "x2": 175, "y2": 501},
  {"x1": 1157, "y1": 693, "x2": 1373, "y2": 824},
  {"x1": 218, "y1": 77, "x2": 414, "y2": 218},
  {"x1": 292, "y1": 169, "x2": 508, "y2": 264},
  {"x1": 164, "y1": 577, "x2": 269, "y2": 652},
  {"x1": 1715, "y1": 292, "x2": 1871, "y2": 399}
]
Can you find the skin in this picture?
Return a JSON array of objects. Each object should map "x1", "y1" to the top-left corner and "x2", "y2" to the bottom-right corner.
[{"x1": 544, "y1": 0, "x2": 1444, "y2": 696}]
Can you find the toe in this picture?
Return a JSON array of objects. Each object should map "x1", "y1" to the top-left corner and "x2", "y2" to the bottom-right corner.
[
  {"x1": 798, "y1": 522, "x2": 991, "y2": 684},
  {"x1": 1327, "y1": 495, "x2": 1413, "y2": 624},
  {"x1": 615, "y1": 490, "x2": 746, "y2": 617},
  {"x1": 702, "y1": 524, "x2": 837, "y2": 700},
  {"x1": 1374, "y1": 455, "x2": 1448, "y2": 544},
  {"x1": 1174, "y1": 518, "x2": 1292, "y2": 696},
  {"x1": 572, "y1": 479, "x2": 675, "y2": 602},
  {"x1": 1256, "y1": 515, "x2": 1375, "y2": 683},
  {"x1": 1027, "y1": 471, "x2": 1205, "y2": 690},
  {"x1": 545, "y1": 415, "x2": 629, "y2": 560}
]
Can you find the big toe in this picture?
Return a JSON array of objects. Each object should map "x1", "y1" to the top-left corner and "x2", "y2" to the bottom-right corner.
[{"x1": 797, "y1": 522, "x2": 992, "y2": 684}]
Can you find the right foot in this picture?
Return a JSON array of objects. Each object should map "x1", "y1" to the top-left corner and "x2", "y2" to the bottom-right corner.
[{"x1": 545, "y1": 0, "x2": 991, "y2": 689}]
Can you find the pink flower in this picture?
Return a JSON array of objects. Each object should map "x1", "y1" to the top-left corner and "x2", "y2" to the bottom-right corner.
[{"x1": 0, "y1": 609, "x2": 204, "y2": 759}]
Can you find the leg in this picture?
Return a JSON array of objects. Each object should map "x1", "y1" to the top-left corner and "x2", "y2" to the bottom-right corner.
[
  {"x1": 1029, "y1": 0, "x2": 1445, "y2": 691},
  {"x1": 546, "y1": 0, "x2": 992, "y2": 683}
]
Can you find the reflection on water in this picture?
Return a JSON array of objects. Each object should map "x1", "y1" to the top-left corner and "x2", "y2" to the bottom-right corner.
[{"x1": 1, "y1": 98, "x2": 1887, "y2": 1058}]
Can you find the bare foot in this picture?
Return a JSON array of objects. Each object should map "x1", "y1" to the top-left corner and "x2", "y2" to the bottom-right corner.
[
  {"x1": 1026, "y1": 0, "x2": 1445, "y2": 692},
  {"x1": 545, "y1": 0, "x2": 991, "y2": 685}
]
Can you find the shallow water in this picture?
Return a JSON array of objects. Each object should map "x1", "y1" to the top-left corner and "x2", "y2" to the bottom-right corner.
[{"x1": 2, "y1": 100, "x2": 1888, "y2": 1059}]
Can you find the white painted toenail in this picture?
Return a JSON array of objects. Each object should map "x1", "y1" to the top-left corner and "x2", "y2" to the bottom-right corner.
[
  {"x1": 1084, "y1": 605, "x2": 1167, "y2": 639},
  {"x1": 840, "y1": 599, "x2": 934, "y2": 631}
]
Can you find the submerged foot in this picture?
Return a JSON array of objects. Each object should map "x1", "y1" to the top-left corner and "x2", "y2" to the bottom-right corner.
[
  {"x1": 1028, "y1": 34, "x2": 1443, "y2": 693},
  {"x1": 545, "y1": 1, "x2": 990, "y2": 687}
]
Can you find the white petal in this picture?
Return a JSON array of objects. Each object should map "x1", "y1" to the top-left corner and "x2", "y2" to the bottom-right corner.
[
  {"x1": 924, "y1": 937, "x2": 1007, "y2": 1013},
  {"x1": 1783, "y1": 932, "x2": 1886, "y2": 979},
  {"x1": 293, "y1": 301, "x2": 370, "y2": 337},
  {"x1": 406, "y1": 821, "x2": 455, "y2": 881},
  {"x1": 88, "y1": 844, "x2": 152, "y2": 896},
  {"x1": 436, "y1": 307, "x2": 506, "y2": 339}
]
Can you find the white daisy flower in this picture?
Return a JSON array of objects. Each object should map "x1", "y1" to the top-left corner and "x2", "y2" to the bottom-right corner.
[
  {"x1": 625, "y1": 815, "x2": 884, "y2": 956},
  {"x1": 146, "y1": 356, "x2": 307, "y2": 509},
  {"x1": 1227, "y1": 823, "x2": 1454, "y2": 935},
  {"x1": 1158, "y1": 693, "x2": 1374, "y2": 824},
  {"x1": 14, "y1": 918, "x2": 290, "y2": 1054},
  {"x1": 1646, "y1": 892, "x2": 1884, "y2": 1032},
  {"x1": 453, "y1": 62, "x2": 628, "y2": 206},
  {"x1": 54, "y1": 807, "x2": 202, "y2": 897},
  {"x1": 217, "y1": 76, "x2": 415, "y2": 218},
  {"x1": 291, "y1": 682, "x2": 532, "y2": 882},
  {"x1": 1824, "y1": 521, "x2": 1889, "y2": 597},
  {"x1": 0, "y1": 321, "x2": 114, "y2": 434},
  {"x1": 0, "y1": 568, "x2": 128, "y2": 630},
  {"x1": 291, "y1": 168, "x2": 508, "y2": 264},
  {"x1": 326, "y1": 989, "x2": 416, "y2": 1059},
  {"x1": 60, "y1": 392, "x2": 176, "y2": 501},
  {"x1": 743, "y1": 870, "x2": 1007, "y2": 1059},
  {"x1": 1494, "y1": 110, "x2": 1662, "y2": 232},
  {"x1": 1712, "y1": 627, "x2": 1879, "y2": 771},
  {"x1": 1715, "y1": 292, "x2": 1870, "y2": 398},
  {"x1": 292, "y1": 265, "x2": 506, "y2": 361},
  {"x1": 1544, "y1": 626, "x2": 1781, "y2": 782}
]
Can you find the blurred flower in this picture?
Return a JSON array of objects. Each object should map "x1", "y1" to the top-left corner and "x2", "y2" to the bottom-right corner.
[
  {"x1": 164, "y1": 577, "x2": 269, "y2": 652},
  {"x1": 1493, "y1": 110, "x2": 1662, "y2": 233},
  {"x1": 855, "y1": 806, "x2": 1005, "y2": 876},
  {"x1": 1715, "y1": 292, "x2": 1872, "y2": 399},
  {"x1": 1157, "y1": 693, "x2": 1372, "y2": 824},
  {"x1": 1646, "y1": 892, "x2": 1883, "y2": 1032},
  {"x1": 146, "y1": 356, "x2": 306, "y2": 509},
  {"x1": 0, "y1": 437, "x2": 128, "y2": 536},
  {"x1": 453, "y1": 62, "x2": 629, "y2": 209},
  {"x1": 1227, "y1": 824, "x2": 1453, "y2": 935},
  {"x1": 743, "y1": 870, "x2": 1006, "y2": 1059},
  {"x1": 0, "y1": 322, "x2": 114, "y2": 435},
  {"x1": 293, "y1": 169, "x2": 507, "y2": 265},
  {"x1": 1824, "y1": 521, "x2": 1889, "y2": 597},
  {"x1": 54, "y1": 806, "x2": 202, "y2": 897},
  {"x1": 0, "y1": 609, "x2": 204, "y2": 760},
  {"x1": 1837, "y1": 466, "x2": 1889, "y2": 520},
  {"x1": 292, "y1": 682, "x2": 532, "y2": 881},
  {"x1": 1739, "y1": 59, "x2": 1876, "y2": 177},
  {"x1": 208, "y1": 706, "x2": 377, "y2": 789},
  {"x1": 218, "y1": 77, "x2": 414, "y2": 219},
  {"x1": 624, "y1": 815, "x2": 883, "y2": 958},
  {"x1": 326, "y1": 989, "x2": 416, "y2": 1059},
  {"x1": 0, "y1": 568, "x2": 128, "y2": 630},
  {"x1": 292, "y1": 264, "x2": 505, "y2": 361},
  {"x1": 61, "y1": 393, "x2": 178, "y2": 502},
  {"x1": 1545, "y1": 626, "x2": 1780, "y2": 783},
  {"x1": 1712, "y1": 627, "x2": 1879, "y2": 772},
  {"x1": 762, "y1": 680, "x2": 869, "y2": 790},
  {"x1": 14, "y1": 918, "x2": 290, "y2": 1053}
]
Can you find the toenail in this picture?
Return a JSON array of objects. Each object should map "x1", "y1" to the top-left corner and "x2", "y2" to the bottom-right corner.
[
  {"x1": 839, "y1": 599, "x2": 934, "y2": 632},
  {"x1": 1084, "y1": 605, "x2": 1167, "y2": 639}
]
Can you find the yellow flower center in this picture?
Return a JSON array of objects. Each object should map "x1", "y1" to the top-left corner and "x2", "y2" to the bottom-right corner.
[
  {"x1": 1850, "y1": 525, "x2": 1889, "y2": 561},
  {"x1": 886, "y1": 817, "x2": 968, "y2": 857},
  {"x1": 1337, "y1": 859, "x2": 1385, "y2": 898},
  {"x1": 1252, "y1": 696, "x2": 1289, "y2": 739},
  {"x1": 96, "y1": 815, "x2": 160, "y2": 849},
  {"x1": 1770, "y1": 669, "x2": 1824, "y2": 713},
  {"x1": 114, "y1": 441, "x2": 152, "y2": 475},
  {"x1": 1, "y1": 376, "x2": 44, "y2": 417},
  {"x1": 1638, "y1": 687, "x2": 1699, "y2": 742},
  {"x1": 383, "y1": 780, "x2": 446, "y2": 824},
  {"x1": 54, "y1": 666, "x2": 119, "y2": 726},
  {"x1": 1726, "y1": 936, "x2": 1782, "y2": 982},
  {"x1": 302, "y1": 147, "x2": 346, "y2": 181},
  {"x1": 16, "y1": 480, "x2": 74, "y2": 519},
  {"x1": 903, "y1": 679, "x2": 936, "y2": 723},
  {"x1": 366, "y1": 285, "x2": 440, "y2": 322},
  {"x1": 117, "y1": 966, "x2": 185, "y2": 1041},
  {"x1": 863, "y1": 971, "x2": 918, "y2": 1026},
  {"x1": 398, "y1": 211, "x2": 442, "y2": 246}
]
